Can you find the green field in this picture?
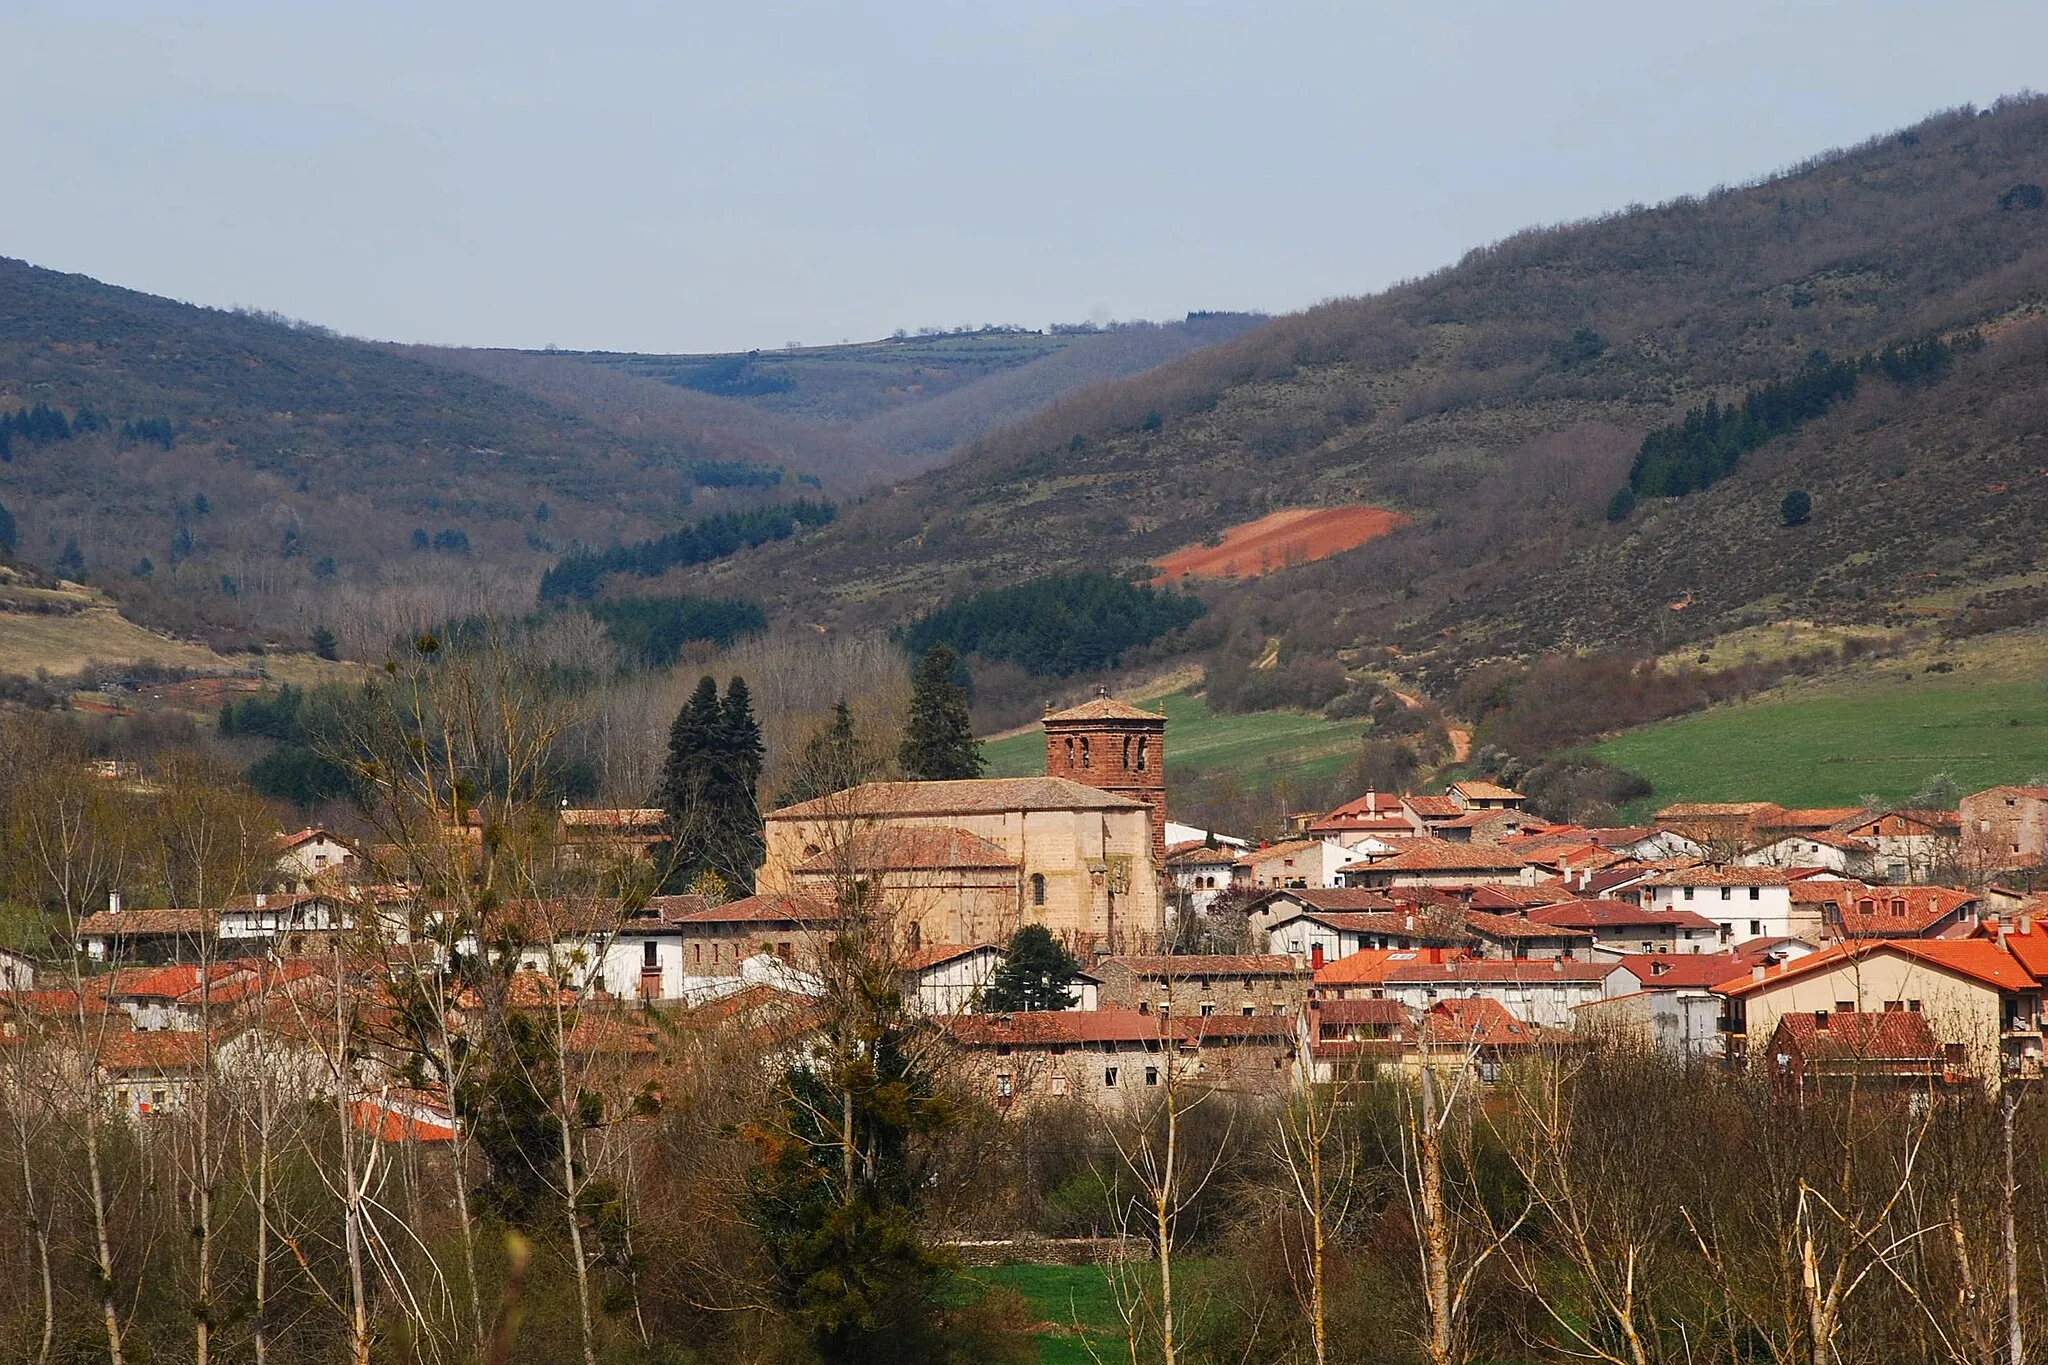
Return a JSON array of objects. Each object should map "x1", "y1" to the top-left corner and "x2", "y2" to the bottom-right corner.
[
  {"x1": 964, "y1": 1262, "x2": 1127, "y2": 1365},
  {"x1": 1588, "y1": 649, "x2": 2048, "y2": 816},
  {"x1": 981, "y1": 690, "x2": 1369, "y2": 786}
]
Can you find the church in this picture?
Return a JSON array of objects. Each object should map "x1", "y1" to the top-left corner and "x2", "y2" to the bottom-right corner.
[{"x1": 758, "y1": 695, "x2": 1169, "y2": 954}]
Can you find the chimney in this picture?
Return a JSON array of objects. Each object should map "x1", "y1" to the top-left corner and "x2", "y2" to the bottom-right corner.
[
  {"x1": 1814, "y1": 1010, "x2": 1830, "y2": 1032},
  {"x1": 1552, "y1": 957, "x2": 1563, "y2": 973},
  {"x1": 2025, "y1": 914, "x2": 2036, "y2": 936},
  {"x1": 1752, "y1": 965, "x2": 1766, "y2": 984},
  {"x1": 1428, "y1": 946, "x2": 1443, "y2": 965},
  {"x1": 256, "y1": 892, "x2": 267, "y2": 909},
  {"x1": 1404, "y1": 913, "x2": 1416, "y2": 931},
  {"x1": 107, "y1": 890, "x2": 121, "y2": 915}
]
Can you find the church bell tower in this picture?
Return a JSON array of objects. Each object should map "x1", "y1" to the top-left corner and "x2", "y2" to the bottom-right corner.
[{"x1": 1042, "y1": 691, "x2": 1168, "y2": 864}]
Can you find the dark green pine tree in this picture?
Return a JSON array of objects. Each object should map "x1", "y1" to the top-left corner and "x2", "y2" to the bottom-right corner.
[
  {"x1": 777, "y1": 699, "x2": 879, "y2": 807},
  {"x1": 979, "y1": 925, "x2": 1081, "y2": 1013},
  {"x1": 713, "y1": 676, "x2": 766, "y2": 893},
  {"x1": 0, "y1": 499, "x2": 15, "y2": 552},
  {"x1": 657, "y1": 676, "x2": 725, "y2": 890},
  {"x1": 898, "y1": 645, "x2": 983, "y2": 781}
]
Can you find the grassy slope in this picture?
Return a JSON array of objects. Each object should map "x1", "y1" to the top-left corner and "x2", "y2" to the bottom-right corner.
[
  {"x1": 0, "y1": 575, "x2": 347, "y2": 686},
  {"x1": 1589, "y1": 630, "x2": 2048, "y2": 814},
  {"x1": 982, "y1": 689, "x2": 1367, "y2": 786},
  {"x1": 965, "y1": 1263, "x2": 1125, "y2": 1365}
]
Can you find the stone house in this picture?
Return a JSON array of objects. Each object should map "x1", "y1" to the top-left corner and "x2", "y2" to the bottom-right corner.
[
  {"x1": 1961, "y1": 787, "x2": 2048, "y2": 872},
  {"x1": 1095, "y1": 953, "x2": 1311, "y2": 1018},
  {"x1": 940, "y1": 1008, "x2": 1296, "y2": 1110}
]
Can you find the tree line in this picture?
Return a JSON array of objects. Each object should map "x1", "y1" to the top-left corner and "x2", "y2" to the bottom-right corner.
[
  {"x1": 903, "y1": 573, "x2": 1207, "y2": 678},
  {"x1": 537, "y1": 499, "x2": 837, "y2": 603},
  {"x1": 1610, "y1": 331, "x2": 1984, "y2": 515}
]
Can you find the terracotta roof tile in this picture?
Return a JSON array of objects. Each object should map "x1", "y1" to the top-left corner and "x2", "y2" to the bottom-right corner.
[
  {"x1": 1528, "y1": 901, "x2": 1719, "y2": 931},
  {"x1": 1645, "y1": 866, "x2": 1799, "y2": 887},
  {"x1": 1402, "y1": 796, "x2": 1462, "y2": 819},
  {"x1": 771, "y1": 777, "x2": 1146, "y2": 820},
  {"x1": 1314, "y1": 948, "x2": 1426, "y2": 986},
  {"x1": 673, "y1": 893, "x2": 839, "y2": 925},
  {"x1": 1608, "y1": 951, "x2": 1754, "y2": 988},
  {"x1": 1718, "y1": 938, "x2": 2037, "y2": 998},
  {"x1": 1449, "y1": 781, "x2": 1523, "y2": 802},
  {"x1": 1360, "y1": 842, "x2": 1529, "y2": 872},
  {"x1": 796, "y1": 826, "x2": 1018, "y2": 873},
  {"x1": 1042, "y1": 697, "x2": 1166, "y2": 724},
  {"x1": 1772, "y1": 1010, "x2": 1941, "y2": 1061},
  {"x1": 1385, "y1": 958, "x2": 1610, "y2": 985}
]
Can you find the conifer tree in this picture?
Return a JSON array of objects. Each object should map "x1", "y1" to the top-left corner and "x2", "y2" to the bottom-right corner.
[
  {"x1": 980, "y1": 925, "x2": 1080, "y2": 1012},
  {"x1": 778, "y1": 699, "x2": 883, "y2": 807},
  {"x1": 899, "y1": 645, "x2": 983, "y2": 781},
  {"x1": 657, "y1": 675, "x2": 766, "y2": 895}
]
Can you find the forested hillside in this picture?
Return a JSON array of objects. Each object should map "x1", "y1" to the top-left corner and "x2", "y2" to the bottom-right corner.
[
  {"x1": 0, "y1": 258, "x2": 816, "y2": 644},
  {"x1": 681, "y1": 96, "x2": 2048, "y2": 697}
]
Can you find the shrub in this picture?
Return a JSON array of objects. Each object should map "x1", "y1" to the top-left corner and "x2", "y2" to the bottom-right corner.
[
  {"x1": 1781, "y1": 488, "x2": 1812, "y2": 526},
  {"x1": 905, "y1": 574, "x2": 1205, "y2": 678}
]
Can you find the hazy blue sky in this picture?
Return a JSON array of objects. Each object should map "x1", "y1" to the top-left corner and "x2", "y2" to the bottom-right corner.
[{"x1": 3, "y1": 2, "x2": 2042, "y2": 353}]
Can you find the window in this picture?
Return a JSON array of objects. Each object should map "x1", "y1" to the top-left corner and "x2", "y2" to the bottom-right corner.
[
  {"x1": 777, "y1": 941, "x2": 793, "y2": 960},
  {"x1": 1720, "y1": 887, "x2": 1732, "y2": 901},
  {"x1": 1242, "y1": 1005, "x2": 1254, "y2": 1017},
  {"x1": 1200, "y1": 1003, "x2": 1215, "y2": 1016},
  {"x1": 1909, "y1": 999, "x2": 1923, "y2": 1012},
  {"x1": 642, "y1": 940, "x2": 659, "y2": 969},
  {"x1": 1749, "y1": 920, "x2": 1761, "y2": 936},
  {"x1": 693, "y1": 943, "x2": 702, "y2": 965},
  {"x1": 1080, "y1": 737, "x2": 1091, "y2": 770},
  {"x1": 907, "y1": 921, "x2": 921, "y2": 951},
  {"x1": 1050, "y1": 1074, "x2": 1068, "y2": 1096},
  {"x1": 995, "y1": 1074, "x2": 1012, "y2": 1101},
  {"x1": 1136, "y1": 737, "x2": 1148, "y2": 771},
  {"x1": 1749, "y1": 887, "x2": 1761, "y2": 900},
  {"x1": 1835, "y1": 1000, "x2": 1855, "y2": 1014},
  {"x1": 1145, "y1": 1066, "x2": 1159, "y2": 1086},
  {"x1": 1031, "y1": 873, "x2": 1046, "y2": 906},
  {"x1": 1891, "y1": 898, "x2": 1906, "y2": 918},
  {"x1": 1683, "y1": 887, "x2": 1694, "y2": 900},
  {"x1": 1104, "y1": 1066, "x2": 1119, "y2": 1088}
]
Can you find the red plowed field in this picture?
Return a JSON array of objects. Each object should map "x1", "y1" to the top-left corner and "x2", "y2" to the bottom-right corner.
[{"x1": 1154, "y1": 505, "x2": 1408, "y2": 582}]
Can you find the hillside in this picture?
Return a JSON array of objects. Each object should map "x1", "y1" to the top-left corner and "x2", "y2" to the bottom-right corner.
[
  {"x1": 0, "y1": 258, "x2": 829, "y2": 647},
  {"x1": 415, "y1": 315, "x2": 1265, "y2": 485},
  {"x1": 675, "y1": 97, "x2": 2048, "y2": 697}
]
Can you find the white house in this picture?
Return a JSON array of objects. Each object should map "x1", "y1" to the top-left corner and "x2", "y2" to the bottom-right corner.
[
  {"x1": 1637, "y1": 867, "x2": 1804, "y2": 947},
  {"x1": 218, "y1": 892, "x2": 357, "y2": 942},
  {"x1": 1380, "y1": 955, "x2": 1610, "y2": 1030},
  {"x1": 901, "y1": 942, "x2": 1006, "y2": 1016},
  {"x1": 1165, "y1": 821, "x2": 1250, "y2": 851},
  {"x1": 1739, "y1": 831, "x2": 1876, "y2": 878},
  {"x1": 1166, "y1": 842, "x2": 1240, "y2": 914},
  {"x1": 1233, "y1": 838, "x2": 1371, "y2": 890},
  {"x1": 271, "y1": 828, "x2": 358, "y2": 890}
]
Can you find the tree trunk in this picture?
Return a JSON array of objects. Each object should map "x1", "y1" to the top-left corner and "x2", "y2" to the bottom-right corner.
[
  {"x1": 1418, "y1": 1064, "x2": 1455, "y2": 1365},
  {"x1": 84, "y1": 1099, "x2": 127, "y2": 1365},
  {"x1": 2005, "y1": 1088, "x2": 2025, "y2": 1365}
]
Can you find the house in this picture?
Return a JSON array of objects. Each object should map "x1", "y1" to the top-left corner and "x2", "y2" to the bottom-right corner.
[
  {"x1": 1577, "y1": 951, "x2": 1755, "y2": 1059},
  {"x1": 940, "y1": 1008, "x2": 1295, "y2": 1110},
  {"x1": 674, "y1": 893, "x2": 838, "y2": 983},
  {"x1": 900, "y1": 942, "x2": 1005, "y2": 1016},
  {"x1": 93, "y1": 1027, "x2": 212, "y2": 1119},
  {"x1": 1340, "y1": 840, "x2": 1535, "y2": 889},
  {"x1": 1582, "y1": 827, "x2": 1706, "y2": 861},
  {"x1": 1764, "y1": 1010, "x2": 1954, "y2": 1098},
  {"x1": 0, "y1": 949, "x2": 31, "y2": 992},
  {"x1": 75, "y1": 897, "x2": 211, "y2": 964},
  {"x1": 1305, "y1": 791, "x2": 1421, "y2": 848},
  {"x1": 1713, "y1": 938, "x2": 2041, "y2": 1087},
  {"x1": 1653, "y1": 802, "x2": 1786, "y2": 849},
  {"x1": 1304, "y1": 996, "x2": 1566, "y2": 1083},
  {"x1": 1166, "y1": 841, "x2": 1238, "y2": 914},
  {"x1": 591, "y1": 894, "x2": 711, "y2": 1001},
  {"x1": 271, "y1": 828, "x2": 358, "y2": 889},
  {"x1": 1458, "y1": 910, "x2": 1595, "y2": 961},
  {"x1": 1302, "y1": 997, "x2": 1409, "y2": 1081},
  {"x1": 1448, "y1": 781, "x2": 1524, "y2": 812},
  {"x1": 1240, "y1": 887, "x2": 1409, "y2": 942},
  {"x1": 1525, "y1": 900, "x2": 1722, "y2": 957},
  {"x1": 1312, "y1": 948, "x2": 1420, "y2": 1000},
  {"x1": 556, "y1": 808, "x2": 669, "y2": 863},
  {"x1": 218, "y1": 891, "x2": 358, "y2": 943},
  {"x1": 1095, "y1": 954, "x2": 1310, "y2": 1018},
  {"x1": 1232, "y1": 838, "x2": 1370, "y2": 890},
  {"x1": 1961, "y1": 787, "x2": 2048, "y2": 872},
  {"x1": 1266, "y1": 906, "x2": 1462, "y2": 968},
  {"x1": 1818, "y1": 885, "x2": 1980, "y2": 940},
  {"x1": 1379, "y1": 953, "x2": 1611, "y2": 1029},
  {"x1": 1829, "y1": 809, "x2": 1961, "y2": 883},
  {"x1": 1637, "y1": 867, "x2": 1804, "y2": 946},
  {"x1": 1431, "y1": 809, "x2": 1540, "y2": 845},
  {"x1": 1739, "y1": 831, "x2": 1876, "y2": 878},
  {"x1": 1399, "y1": 795, "x2": 1465, "y2": 835},
  {"x1": 350, "y1": 1089, "x2": 459, "y2": 1143}
]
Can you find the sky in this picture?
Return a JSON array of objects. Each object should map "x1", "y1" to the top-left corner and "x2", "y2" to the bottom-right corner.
[{"x1": 3, "y1": 1, "x2": 2044, "y2": 354}]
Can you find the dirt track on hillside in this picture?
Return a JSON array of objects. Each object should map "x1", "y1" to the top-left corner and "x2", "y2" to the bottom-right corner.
[{"x1": 1154, "y1": 505, "x2": 1408, "y2": 582}]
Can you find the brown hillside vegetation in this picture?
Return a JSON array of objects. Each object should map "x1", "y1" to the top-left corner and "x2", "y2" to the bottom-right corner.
[
  {"x1": 1153, "y1": 505, "x2": 1408, "y2": 582},
  {"x1": 683, "y1": 96, "x2": 2048, "y2": 695}
]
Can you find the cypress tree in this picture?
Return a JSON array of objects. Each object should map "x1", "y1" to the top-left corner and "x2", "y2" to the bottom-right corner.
[
  {"x1": 714, "y1": 676, "x2": 766, "y2": 893},
  {"x1": 899, "y1": 645, "x2": 983, "y2": 781},
  {"x1": 0, "y1": 499, "x2": 14, "y2": 551},
  {"x1": 657, "y1": 675, "x2": 767, "y2": 895},
  {"x1": 777, "y1": 699, "x2": 879, "y2": 807}
]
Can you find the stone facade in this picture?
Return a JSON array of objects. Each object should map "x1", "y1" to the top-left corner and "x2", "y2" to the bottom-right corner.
[{"x1": 1042, "y1": 695, "x2": 1168, "y2": 864}]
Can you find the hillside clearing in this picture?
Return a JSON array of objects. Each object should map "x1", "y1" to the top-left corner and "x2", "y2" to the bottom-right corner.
[
  {"x1": 1589, "y1": 631, "x2": 2048, "y2": 814},
  {"x1": 1152, "y1": 504, "x2": 1407, "y2": 583},
  {"x1": 982, "y1": 689, "x2": 1367, "y2": 788}
]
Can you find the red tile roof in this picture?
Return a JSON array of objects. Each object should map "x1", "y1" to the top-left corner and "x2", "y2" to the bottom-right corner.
[
  {"x1": 1421, "y1": 997, "x2": 1556, "y2": 1047},
  {"x1": 1234, "y1": 838, "x2": 1331, "y2": 869},
  {"x1": 1313, "y1": 949, "x2": 1425, "y2": 987},
  {"x1": 1527, "y1": 901, "x2": 1719, "y2": 931},
  {"x1": 1607, "y1": 952, "x2": 1753, "y2": 989},
  {"x1": 75, "y1": 908, "x2": 210, "y2": 938},
  {"x1": 1830, "y1": 886, "x2": 1978, "y2": 937},
  {"x1": 899, "y1": 942, "x2": 1001, "y2": 972},
  {"x1": 1462, "y1": 910, "x2": 1594, "y2": 942},
  {"x1": 1252, "y1": 888, "x2": 1405, "y2": 914},
  {"x1": 1449, "y1": 781, "x2": 1523, "y2": 802},
  {"x1": 1644, "y1": 866, "x2": 1799, "y2": 887},
  {"x1": 1402, "y1": 796, "x2": 1462, "y2": 819},
  {"x1": 1362, "y1": 842, "x2": 1529, "y2": 872},
  {"x1": 771, "y1": 777, "x2": 1146, "y2": 820},
  {"x1": 1043, "y1": 696, "x2": 1165, "y2": 723},
  {"x1": 796, "y1": 826, "x2": 1018, "y2": 873},
  {"x1": 1717, "y1": 938, "x2": 2038, "y2": 998},
  {"x1": 1385, "y1": 958, "x2": 1611, "y2": 986}
]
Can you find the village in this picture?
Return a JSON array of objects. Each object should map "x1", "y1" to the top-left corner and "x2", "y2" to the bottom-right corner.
[{"x1": 39, "y1": 692, "x2": 2048, "y2": 1147}]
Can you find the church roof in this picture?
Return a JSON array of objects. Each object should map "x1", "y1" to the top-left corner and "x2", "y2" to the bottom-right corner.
[
  {"x1": 770, "y1": 777, "x2": 1148, "y2": 821},
  {"x1": 797, "y1": 826, "x2": 1019, "y2": 873},
  {"x1": 1043, "y1": 696, "x2": 1165, "y2": 724}
]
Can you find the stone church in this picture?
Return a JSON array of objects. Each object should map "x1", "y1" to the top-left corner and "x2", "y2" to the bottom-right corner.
[{"x1": 758, "y1": 695, "x2": 1169, "y2": 954}]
